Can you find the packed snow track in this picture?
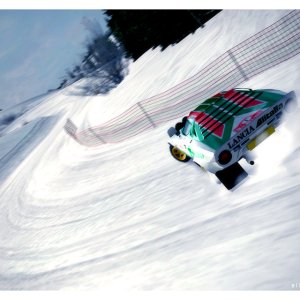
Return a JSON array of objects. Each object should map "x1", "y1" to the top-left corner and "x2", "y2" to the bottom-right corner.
[{"x1": 1, "y1": 10, "x2": 300, "y2": 290}]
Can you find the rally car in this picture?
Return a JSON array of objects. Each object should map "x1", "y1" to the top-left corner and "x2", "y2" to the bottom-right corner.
[{"x1": 168, "y1": 88, "x2": 297, "y2": 190}]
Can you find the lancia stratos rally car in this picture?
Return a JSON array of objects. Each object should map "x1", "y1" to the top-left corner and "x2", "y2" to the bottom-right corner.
[{"x1": 168, "y1": 88, "x2": 297, "y2": 190}]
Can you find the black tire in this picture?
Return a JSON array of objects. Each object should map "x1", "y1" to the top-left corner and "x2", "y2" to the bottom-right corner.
[
  {"x1": 182, "y1": 116, "x2": 187, "y2": 124},
  {"x1": 169, "y1": 145, "x2": 191, "y2": 162}
]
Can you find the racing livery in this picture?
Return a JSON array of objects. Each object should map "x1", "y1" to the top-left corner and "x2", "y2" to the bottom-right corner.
[{"x1": 168, "y1": 88, "x2": 297, "y2": 190}]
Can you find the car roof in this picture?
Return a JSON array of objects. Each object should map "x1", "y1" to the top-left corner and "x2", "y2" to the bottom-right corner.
[{"x1": 187, "y1": 88, "x2": 284, "y2": 150}]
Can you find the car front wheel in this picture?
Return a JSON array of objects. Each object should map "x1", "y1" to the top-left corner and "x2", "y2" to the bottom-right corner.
[{"x1": 169, "y1": 145, "x2": 191, "y2": 162}]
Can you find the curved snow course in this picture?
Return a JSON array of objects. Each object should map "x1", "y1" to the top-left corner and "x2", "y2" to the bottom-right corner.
[{"x1": 1, "y1": 10, "x2": 300, "y2": 290}]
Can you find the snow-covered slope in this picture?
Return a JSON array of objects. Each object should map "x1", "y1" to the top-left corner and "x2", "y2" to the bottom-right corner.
[{"x1": 1, "y1": 10, "x2": 300, "y2": 290}]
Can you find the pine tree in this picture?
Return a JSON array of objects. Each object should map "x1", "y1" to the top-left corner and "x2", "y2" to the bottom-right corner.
[{"x1": 104, "y1": 10, "x2": 221, "y2": 60}]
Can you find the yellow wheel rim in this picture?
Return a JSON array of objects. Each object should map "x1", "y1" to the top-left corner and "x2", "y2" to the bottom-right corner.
[{"x1": 171, "y1": 147, "x2": 187, "y2": 161}]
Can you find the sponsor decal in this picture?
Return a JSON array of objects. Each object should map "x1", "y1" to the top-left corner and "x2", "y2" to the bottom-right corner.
[
  {"x1": 224, "y1": 89, "x2": 263, "y2": 108},
  {"x1": 196, "y1": 152, "x2": 205, "y2": 159},
  {"x1": 227, "y1": 104, "x2": 283, "y2": 150},
  {"x1": 189, "y1": 111, "x2": 225, "y2": 138},
  {"x1": 233, "y1": 111, "x2": 262, "y2": 133},
  {"x1": 228, "y1": 126, "x2": 255, "y2": 149},
  {"x1": 256, "y1": 104, "x2": 283, "y2": 127}
]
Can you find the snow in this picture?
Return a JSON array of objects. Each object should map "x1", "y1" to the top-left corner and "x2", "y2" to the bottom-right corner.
[{"x1": 1, "y1": 10, "x2": 300, "y2": 290}]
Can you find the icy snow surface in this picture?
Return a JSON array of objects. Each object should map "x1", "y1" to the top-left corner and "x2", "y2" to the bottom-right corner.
[{"x1": 1, "y1": 10, "x2": 300, "y2": 290}]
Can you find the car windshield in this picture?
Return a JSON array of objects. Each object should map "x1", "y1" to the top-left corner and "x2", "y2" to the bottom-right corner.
[
  {"x1": 182, "y1": 118, "x2": 194, "y2": 136},
  {"x1": 182, "y1": 117, "x2": 204, "y2": 141}
]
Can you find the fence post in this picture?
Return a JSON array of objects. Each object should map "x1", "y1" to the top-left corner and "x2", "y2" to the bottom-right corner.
[
  {"x1": 64, "y1": 118, "x2": 78, "y2": 138},
  {"x1": 137, "y1": 102, "x2": 156, "y2": 128},
  {"x1": 227, "y1": 49, "x2": 249, "y2": 81},
  {"x1": 87, "y1": 127, "x2": 106, "y2": 144}
]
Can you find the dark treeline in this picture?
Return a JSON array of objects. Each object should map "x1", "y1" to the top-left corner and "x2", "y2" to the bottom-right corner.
[
  {"x1": 104, "y1": 10, "x2": 222, "y2": 60},
  {"x1": 58, "y1": 10, "x2": 221, "y2": 95}
]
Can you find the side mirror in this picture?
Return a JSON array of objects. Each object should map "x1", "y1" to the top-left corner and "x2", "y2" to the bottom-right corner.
[{"x1": 167, "y1": 127, "x2": 176, "y2": 137}]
